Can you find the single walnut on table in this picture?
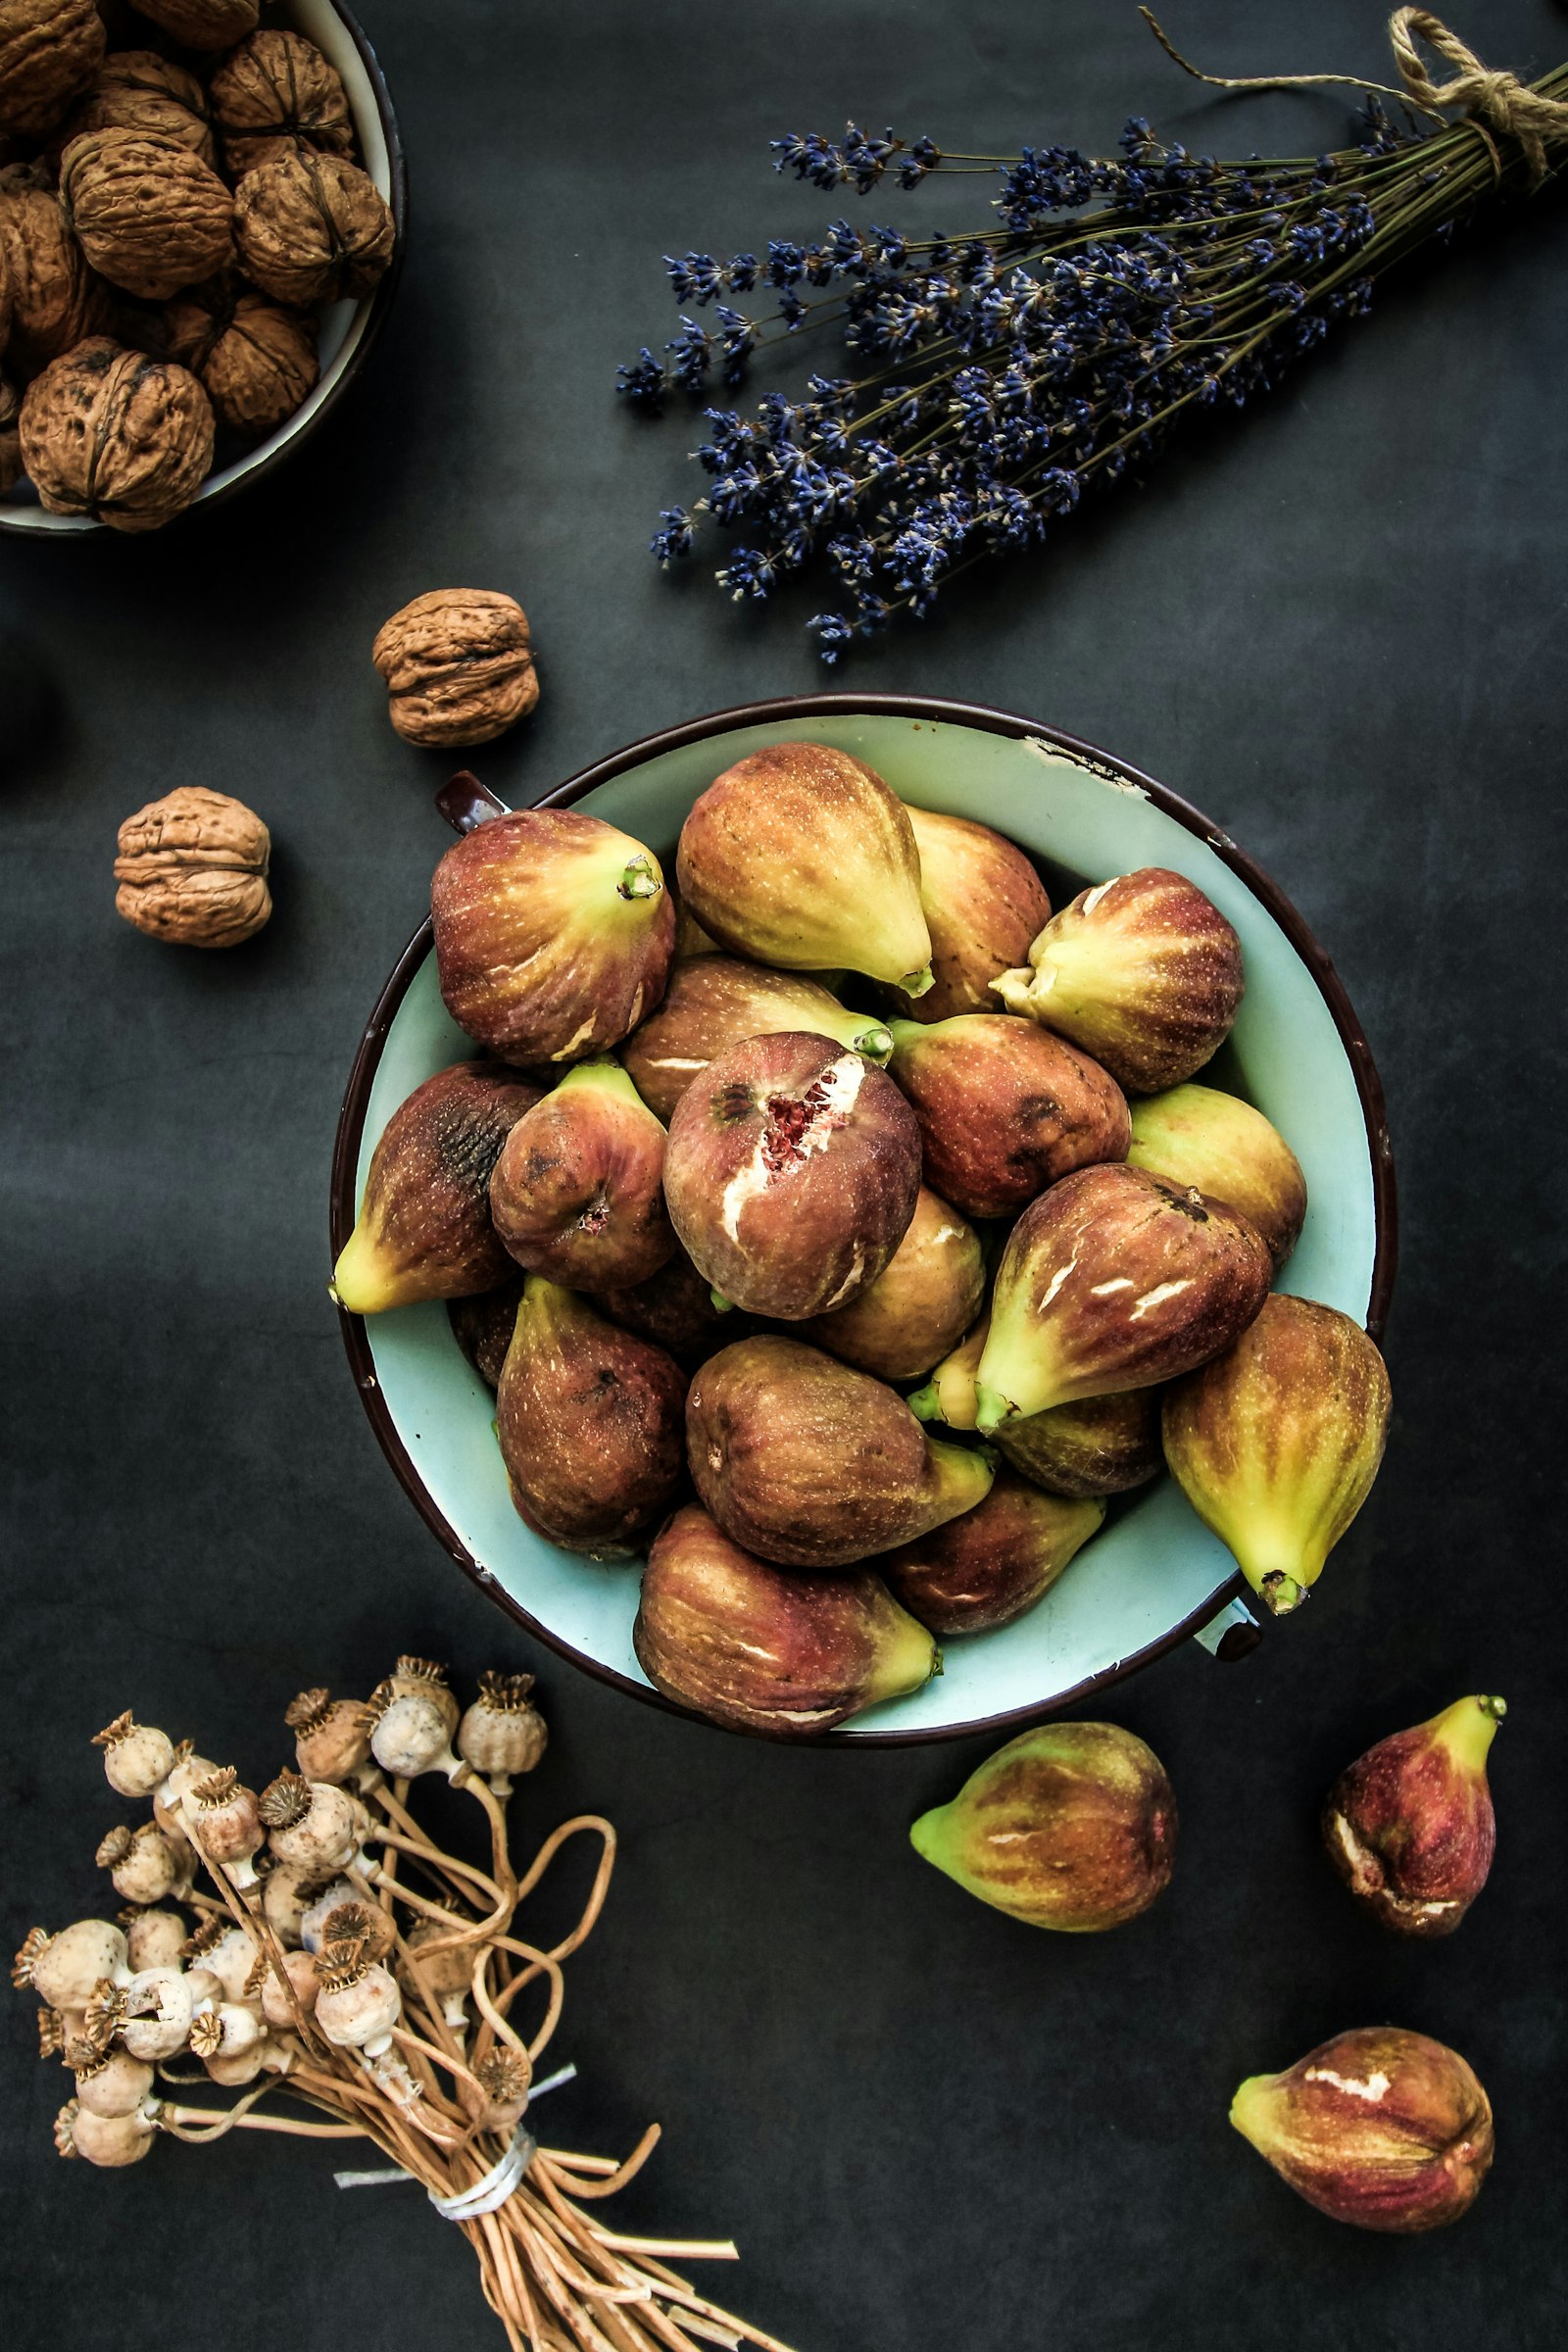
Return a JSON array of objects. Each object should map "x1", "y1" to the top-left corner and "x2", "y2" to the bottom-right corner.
[
  {"x1": 125, "y1": 0, "x2": 259, "y2": 50},
  {"x1": 57, "y1": 49, "x2": 219, "y2": 172},
  {"x1": 0, "y1": 166, "x2": 111, "y2": 373},
  {"x1": 19, "y1": 336, "x2": 213, "y2": 531},
  {"x1": 115, "y1": 785, "x2": 271, "y2": 948},
  {"x1": 60, "y1": 127, "x2": 233, "y2": 301},
  {"x1": 234, "y1": 149, "x2": 394, "y2": 307},
  {"x1": 372, "y1": 591, "x2": 540, "y2": 749},
  {"x1": 209, "y1": 29, "x2": 353, "y2": 181},
  {"x1": 0, "y1": 0, "x2": 106, "y2": 141},
  {"x1": 162, "y1": 277, "x2": 318, "y2": 441}
]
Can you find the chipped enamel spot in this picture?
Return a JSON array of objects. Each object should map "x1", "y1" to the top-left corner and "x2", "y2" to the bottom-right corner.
[
  {"x1": 719, "y1": 1053, "x2": 866, "y2": 1244},
  {"x1": 1304, "y1": 2068, "x2": 1392, "y2": 2103},
  {"x1": 1041, "y1": 1257, "x2": 1078, "y2": 1307},
  {"x1": 1130, "y1": 1279, "x2": 1192, "y2": 1320},
  {"x1": 1090, "y1": 1277, "x2": 1134, "y2": 1297}
]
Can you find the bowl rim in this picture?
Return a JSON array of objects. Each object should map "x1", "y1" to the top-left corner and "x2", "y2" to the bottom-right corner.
[
  {"x1": 0, "y1": 1, "x2": 407, "y2": 540},
  {"x1": 331, "y1": 690, "x2": 1398, "y2": 1744}
]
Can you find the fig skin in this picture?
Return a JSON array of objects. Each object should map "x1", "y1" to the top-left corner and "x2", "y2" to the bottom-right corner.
[
  {"x1": 663, "y1": 1030, "x2": 922, "y2": 1321},
  {"x1": 887, "y1": 1012, "x2": 1130, "y2": 1221},
  {"x1": 910, "y1": 1310, "x2": 1163, "y2": 1497},
  {"x1": 495, "y1": 1278, "x2": 687, "y2": 1558},
  {"x1": 801, "y1": 1187, "x2": 985, "y2": 1382},
  {"x1": 975, "y1": 1162, "x2": 1272, "y2": 1430},
  {"x1": 1128, "y1": 1083, "x2": 1306, "y2": 1268},
  {"x1": 1161, "y1": 1294, "x2": 1391, "y2": 1616},
  {"x1": 1230, "y1": 2028, "x2": 1494, "y2": 2232},
  {"x1": 880, "y1": 1472, "x2": 1104, "y2": 1636},
  {"x1": 992, "y1": 866, "x2": 1243, "y2": 1094},
  {"x1": 911, "y1": 1721, "x2": 1176, "y2": 1931},
  {"x1": 333, "y1": 1062, "x2": 541, "y2": 1314},
  {"x1": 622, "y1": 955, "x2": 894, "y2": 1124},
  {"x1": 431, "y1": 808, "x2": 676, "y2": 1066},
  {"x1": 877, "y1": 805, "x2": 1052, "y2": 1024},
  {"x1": 687, "y1": 1335, "x2": 995, "y2": 1571},
  {"x1": 1322, "y1": 1694, "x2": 1504, "y2": 1937},
  {"x1": 448, "y1": 1274, "x2": 524, "y2": 1389},
  {"x1": 488, "y1": 1059, "x2": 674, "y2": 1292},
  {"x1": 675, "y1": 740, "x2": 934, "y2": 994},
  {"x1": 600, "y1": 1246, "x2": 758, "y2": 1368},
  {"x1": 634, "y1": 1504, "x2": 939, "y2": 1739}
]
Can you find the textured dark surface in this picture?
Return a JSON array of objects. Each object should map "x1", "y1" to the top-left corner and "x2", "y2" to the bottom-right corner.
[{"x1": 3, "y1": 2, "x2": 1566, "y2": 2345}]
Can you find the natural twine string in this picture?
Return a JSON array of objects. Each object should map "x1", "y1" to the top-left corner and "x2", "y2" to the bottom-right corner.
[{"x1": 1141, "y1": 6, "x2": 1568, "y2": 184}]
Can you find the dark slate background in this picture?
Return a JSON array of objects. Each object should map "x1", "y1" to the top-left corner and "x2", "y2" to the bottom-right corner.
[{"x1": 3, "y1": 2, "x2": 1565, "y2": 2345}]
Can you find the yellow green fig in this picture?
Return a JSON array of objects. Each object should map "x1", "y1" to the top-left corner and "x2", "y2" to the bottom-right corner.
[
  {"x1": 801, "y1": 1186, "x2": 985, "y2": 1382},
  {"x1": 1323, "y1": 1694, "x2": 1504, "y2": 1936},
  {"x1": 911, "y1": 1721, "x2": 1176, "y2": 1930},
  {"x1": 1161, "y1": 1294, "x2": 1391, "y2": 1615},
  {"x1": 878, "y1": 805, "x2": 1052, "y2": 1023},
  {"x1": 880, "y1": 1472, "x2": 1104, "y2": 1636},
  {"x1": 1230, "y1": 2028, "x2": 1494, "y2": 2231},
  {"x1": 1127, "y1": 1083, "x2": 1307, "y2": 1267},
  {"x1": 621, "y1": 955, "x2": 893, "y2": 1123},
  {"x1": 909, "y1": 1312, "x2": 1161, "y2": 1497}
]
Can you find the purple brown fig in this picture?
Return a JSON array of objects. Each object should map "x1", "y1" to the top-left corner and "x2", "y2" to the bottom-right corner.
[
  {"x1": 495, "y1": 1278, "x2": 686, "y2": 1558},
  {"x1": 1322, "y1": 1694, "x2": 1505, "y2": 1937},
  {"x1": 448, "y1": 1274, "x2": 524, "y2": 1389},
  {"x1": 688, "y1": 1335, "x2": 994, "y2": 1570},
  {"x1": 599, "y1": 1246, "x2": 757, "y2": 1368},
  {"x1": 887, "y1": 1012, "x2": 1130, "y2": 1221},
  {"x1": 992, "y1": 866, "x2": 1243, "y2": 1094},
  {"x1": 974, "y1": 1162, "x2": 1271, "y2": 1431},
  {"x1": 332, "y1": 1061, "x2": 541, "y2": 1314},
  {"x1": 877, "y1": 806, "x2": 1052, "y2": 1024},
  {"x1": 431, "y1": 808, "x2": 676, "y2": 1065},
  {"x1": 663, "y1": 1030, "x2": 922, "y2": 1320},
  {"x1": 880, "y1": 1472, "x2": 1104, "y2": 1637},
  {"x1": 800, "y1": 1187, "x2": 985, "y2": 1382},
  {"x1": 911, "y1": 1722, "x2": 1176, "y2": 1930},
  {"x1": 621, "y1": 955, "x2": 894, "y2": 1124},
  {"x1": 634, "y1": 1504, "x2": 939, "y2": 1739},
  {"x1": 909, "y1": 1310, "x2": 1162, "y2": 1497},
  {"x1": 1230, "y1": 2028, "x2": 1494, "y2": 2232},
  {"x1": 1128, "y1": 1083, "x2": 1306, "y2": 1267},
  {"x1": 675, "y1": 740, "x2": 934, "y2": 994},
  {"x1": 488, "y1": 1059, "x2": 674, "y2": 1291}
]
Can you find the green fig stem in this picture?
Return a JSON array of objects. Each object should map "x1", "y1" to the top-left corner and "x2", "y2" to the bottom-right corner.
[
  {"x1": 906, "y1": 1381, "x2": 943, "y2": 1423},
  {"x1": 973, "y1": 1384, "x2": 1013, "y2": 1435},
  {"x1": 898, "y1": 964, "x2": 935, "y2": 999},
  {"x1": 555, "y1": 1057, "x2": 650, "y2": 1111},
  {"x1": 1431, "y1": 1693, "x2": 1507, "y2": 1771},
  {"x1": 710, "y1": 1289, "x2": 735, "y2": 1314},
  {"x1": 617, "y1": 855, "x2": 662, "y2": 902},
  {"x1": 1256, "y1": 1569, "x2": 1307, "y2": 1616},
  {"x1": 853, "y1": 1022, "x2": 896, "y2": 1064}
]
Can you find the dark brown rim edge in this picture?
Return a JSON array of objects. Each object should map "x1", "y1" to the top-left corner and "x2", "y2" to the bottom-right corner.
[
  {"x1": 0, "y1": 2, "x2": 408, "y2": 540},
  {"x1": 331, "y1": 692, "x2": 1398, "y2": 1747}
]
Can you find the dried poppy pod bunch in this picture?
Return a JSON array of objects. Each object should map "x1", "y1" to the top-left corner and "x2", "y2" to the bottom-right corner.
[{"x1": 15, "y1": 1670, "x2": 792, "y2": 2352}]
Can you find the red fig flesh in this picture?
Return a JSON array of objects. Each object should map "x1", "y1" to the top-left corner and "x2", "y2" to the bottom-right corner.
[
  {"x1": 1128, "y1": 1083, "x2": 1306, "y2": 1267},
  {"x1": 880, "y1": 1471, "x2": 1104, "y2": 1636},
  {"x1": 887, "y1": 1012, "x2": 1130, "y2": 1221},
  {"x1": 880, "y1": 805, "x2": 1052, "y2": 1023},
  {"x1": 663, "y1": 1030, "x2": 922, "y2": 1320},
  {"x1": 1322, "y1": 1694, "x2": 1504, "y2": 1936},
  {"x1": 488, "y1": 1060, "x2": 674, "y2": 1291},
  {"x1": 634, "y1": 1504, "x2": 939, "y2": 1738},
  {"x1": 621, "y1": 955, "x2": 894, "y2": 1124},
  {"x1": 332, "y1": 1061, "x2": 541, "y2": 1314},
  {"x1": 801, "y1": 1187, "x2": 985, "y2": 1382},
  {"x1": 431, "y1": 808, "x2": 675, "y2": 1065}
]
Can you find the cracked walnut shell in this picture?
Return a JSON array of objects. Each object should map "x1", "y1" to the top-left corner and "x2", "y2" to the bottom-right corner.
[
  {"x1": 234, "y1": 150, "x2": 394, "y2": 308},
  {"x1": 373, "y1": 591, "x2": 540, "y2": 749},
  {"x1": 19, "y1": 336, "x2": 213, "y2": 531},
  {"x1": 115, "y1": 786, "x2": 271, "y2": 948},
  {"x1": 0, "y1": 170, "x2": 111, "y2": 374},
  {"x1": 209, "y1": 29, "x2": 353, "y2": 182},
  {"x1": 0, "y1": 0, "x2": 106, "y2": 141},
  {"x1": 163, "y1": 280, "x2": 318, "y2": 441},
  {"x1": 126, "y1": 0, "x2": 259, "y2": 50},
  {"x1": 61, "y1": 127, "x2": 234, "y2": 301},
  {"x1": 58, "y1": 49, "x2": 218, "y2": 172}
]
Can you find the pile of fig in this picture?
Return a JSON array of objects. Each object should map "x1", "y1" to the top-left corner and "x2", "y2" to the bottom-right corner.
[{"x1": 333, "y1": 739, "x2": 1392, "y2": 1737}]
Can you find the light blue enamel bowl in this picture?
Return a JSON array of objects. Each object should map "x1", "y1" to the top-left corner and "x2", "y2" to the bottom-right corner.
[{"x1": 331, "y1": 695, "x2": 1396, "y2": 1743}]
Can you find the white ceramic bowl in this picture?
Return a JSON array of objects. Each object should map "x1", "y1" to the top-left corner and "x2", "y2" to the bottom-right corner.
[{"x1": 332, "y1": 695, "x2": 1396, "y2": 1743}]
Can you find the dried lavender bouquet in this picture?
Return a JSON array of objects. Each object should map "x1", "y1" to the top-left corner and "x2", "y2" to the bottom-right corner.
[
  {"x1": 620, "y1": 8, "x2": 1568, "y2": 657},
  {"x1": 14, "y1": 1663, "x2": 794, "y2": 2352}
]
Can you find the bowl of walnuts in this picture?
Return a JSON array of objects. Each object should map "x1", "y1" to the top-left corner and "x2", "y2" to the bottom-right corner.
[{"x1": 0, "y1": 0, "x2": 405, "y2": 534}]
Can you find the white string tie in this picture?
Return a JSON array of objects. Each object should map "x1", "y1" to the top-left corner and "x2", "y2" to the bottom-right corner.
[{"x1": 333, "y1": 2060, "x2": 576, "y2": 2197}]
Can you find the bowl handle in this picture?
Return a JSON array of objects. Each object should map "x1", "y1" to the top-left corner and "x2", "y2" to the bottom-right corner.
[
  {"x1": 437, "y1": 770, "x2": 512, "y2": 835},
  {"x1": 1193, "y1": 1595, "x2": 1262, "y2": 1663}
]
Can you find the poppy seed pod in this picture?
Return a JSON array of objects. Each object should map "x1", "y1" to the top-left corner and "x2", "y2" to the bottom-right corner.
[
  {"x1": 457, "y1": 1672, "x2": 548, "y2": 1797},
  {"x1": 315, "y1": 1936, "x2": 401, "y2": 2055},
  {"x1": 14, "y1": 1921, "x2": 128, "y2": 2011},
  {"x1": 72, "y1": 2045, "x2": 155, "y2": 2120},
  {"x1": 95, "y1": 1821, "x2": 182, "y2": 1908},
  {"x1": 284, "y1": 1688, "x2": 372, "y2": 1786},
  {"x1": 93, "y1": 1712, "x2": 175, "y2": 1798},
  {"x1": 122, "y1": 1909, "x2": 186, "y2": 1972},
  {"x1": 368, "y1": 1690, "x2": 460, "y2": 1781},
  {"x1": 117, "y1": 1965, "x2": 194, "y2": 2061},
  {"x1": 258, "y1": 1770, "x2": 359, "y2": 1872}
]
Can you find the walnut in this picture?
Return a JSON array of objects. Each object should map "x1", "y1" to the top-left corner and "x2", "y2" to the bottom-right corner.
[
  {"x1": 163, "y1": 278, "x2": 318, "y2": 441},
  {"x1": 233, "y1": 150, "x2": 393, "y2": 308},
  {"x1": 0, "y1": 0, "x2": 106, "y2": 140},
  {"x1": 0, "y1": 370, "x2": 20, "y2": 492},
  {"x1": 124, "y1": 0, "x2": 258, "y2": 50},
  {"x1": 372, "y1": 592, "x2": 541, "y2": 749},
  {"x1": 19, "y1": 336, "x2": 213, "y2": 532},
  {"x1": 60, "y1": 128, "x2": 233, "y2": 301},
  {"x1": 209, "y1": 30, "x2": 353, "y2": 183},
  {"x1": 115, "y1": 787, "x2": 270, "y2": 947},
  {"x1": 57, "y1": 49, "x2": 218, "y2": 172},
  {"x1": 0, "y1": 172, "x2": 111, "y2": 373}
]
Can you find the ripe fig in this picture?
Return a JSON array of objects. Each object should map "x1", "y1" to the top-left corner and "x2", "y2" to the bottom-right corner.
[
  {"x1": 488, "y1": 1059, "x2": 674, "y2": 1291},
  {"x1": 1230, "y1": 2028, "x2": 1494, "y2": 2232},
  {"x1": 1323, "y1": 1694, "x2": 1505, "y2": 1937},
  {"x1": 448, "y1": 1274, "x2": 524, "y2": 1389},
  {"x1": 431, "y1": 808, "x2": 676, "y2": 1065},
  {"x1": 801, "y1": 1187, "x2": 985, "y2": 1382},
  {"x1": 688, "y1": 1335, "x2": 994, "y2": 1570},
  {"x1": 332, "y1": 1061, "x2": 541, "y2": 1314},
  {"x1": 1128, "y1": 1083, "x2": 1306, "y2": 1267},
  {"x1": 1161, "y1": 1294, "x2": 1391, "y2": 1615},
  {"x1": 621, "y1": 955, "x2": 894, "y2": 1124},
  {"x1": 878, "y1": 806, "x2": 1052, "y2": 1023},
  {"x1": 881, "y1": 1472, "x2": 1104, "y2": 1636},
  {"x1": 911, "y1": 1722, "x2": 1176, "y2": 1931},
  {"x1": 634, "y1": 1504, "x2": 939, "y2": 1738},
  {"x1": 675, "y1": 740, "x2": 933, "y2": 994},
  {"x1": 909, "y1": 1311, "x2": 1162, "y2": 1497},
  {"x1": 600, "y1": 1245, "x2": 756, "y2": 1368},
  {"x1": 992, "y1": 866, "x2": 1243, "y2": 1094},
  {"x1": 975, "y1": 1162, "x2": 1271, "y2": 1430},
  {"x1": 887, "y1": 1012, "x2": 1130, "y2": 1221},
  {"x1": 495, "y1": 1278, "x2": 686, "y2": 1557},
  {"x1": 663, "y1": 1031, "x2": 922, "y2": 1320}
]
